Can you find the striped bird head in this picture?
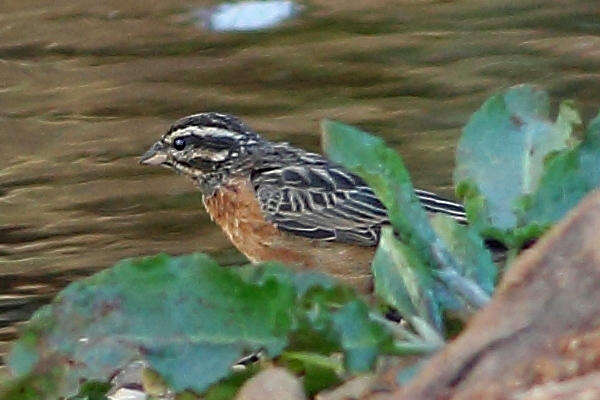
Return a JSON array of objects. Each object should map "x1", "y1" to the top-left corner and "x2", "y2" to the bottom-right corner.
[{"x1": 140, "y1": 113, "x2": 262, "y2": 192}]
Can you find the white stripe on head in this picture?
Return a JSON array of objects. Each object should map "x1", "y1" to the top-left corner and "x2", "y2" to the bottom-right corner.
[
  {"x1": 164, "y1": 126, "x2": 247, "y2": 143},
  {"x1": 196, "y1": 126, "x2": 248, "y2": 139}
]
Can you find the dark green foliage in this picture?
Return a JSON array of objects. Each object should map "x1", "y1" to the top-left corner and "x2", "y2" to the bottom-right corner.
[
  {"x1": 455, "y1": 85, "x2": 600, "y2": 250},
  {"x1": 430, "y1": 215, "x2": 496, "y2": 296},
  {"x1": 203, "y1": 365, "x2": 260, "y2": 400},
  {"x1": 322, "y1": 119, "x2": 442, "y2": 264},
  {"x1": 70, "y1": 381, "x2": 111, "y2": 400},
  {"x1": 373, "y1": 227, "x2": 444, "y2": 332},
  {"x1": 322, "y1": 120, "x2": 496, "y2": 331},
  {"x1": 0, "y1": 369, "x2": 63, "y2": 400},
  {"x1": 5, "y1": 254, "x2": 394, "y2": 399},
  {"x1": 455, "y1": 85, "x2": 580, "y2": 231},
  {"x1": 332, "y1": 301, "x2": 394, "y2": 371},
  {"x1": 281, "y1": 352, "x2": 343, "y2": 396},
  {"x1": 518, "y1": 111, "x2": 600, "y2": 226}
]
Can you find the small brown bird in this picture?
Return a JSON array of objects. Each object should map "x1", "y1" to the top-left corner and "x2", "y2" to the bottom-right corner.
[{"x1": 140, "y1": 113, "x2": 466, "y2": 291}]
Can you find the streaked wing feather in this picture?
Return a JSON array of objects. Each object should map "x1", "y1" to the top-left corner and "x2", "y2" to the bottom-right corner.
[
  {"x1": 253, "y1": 164, "x2": 466, "y2": 246},
  {"x1": 415, "y1": 189, "x2": 467, "y2": 222}
]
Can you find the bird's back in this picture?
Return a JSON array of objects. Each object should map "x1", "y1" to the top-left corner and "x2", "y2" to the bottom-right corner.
[{"x1": 248, "y1": 142, "x2": 466, "y2": 246}]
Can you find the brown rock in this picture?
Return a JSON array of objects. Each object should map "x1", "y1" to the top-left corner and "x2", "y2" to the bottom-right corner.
[
  {"x1": 367, "y1": 190, "x2": 600, "y2": 400},
  {"x1": 513, "y1": 371, "x2": 600, "y2": 400},
  {"x1": 316, "y1": 374, "x2": 376, "y2": 400},
  {"x1": 236, "y1": 367, "x2": 306, "y2": 400}
]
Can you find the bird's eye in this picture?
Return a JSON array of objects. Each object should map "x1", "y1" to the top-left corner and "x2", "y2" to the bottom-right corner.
[{"x1": 173, "y1": 138, "x2": 186, "y2": 151}]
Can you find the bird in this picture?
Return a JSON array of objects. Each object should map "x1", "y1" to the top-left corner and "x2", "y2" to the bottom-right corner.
[{"x1": 140, "y1": 113, "x2": 467, "y2": 292}]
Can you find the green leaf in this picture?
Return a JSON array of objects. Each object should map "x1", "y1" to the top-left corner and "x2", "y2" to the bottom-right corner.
[
  {"x1": 555, "y1": 100, "x2": 583, "y2": 142},
  {"x1": 291, "y1": 284, "x2": 395, "y2": 371},
  {"x1": 322, "y1": 119, "x2": 437, "y2": 259},
  {"x1": 372, "y1": 227, "x2": 443, "y2": 332},
  {"x1": 0, "y1": 368, "x2": 63, "y2": 400},
  {"x1": 6, "y1": 254, "x2": 397, "y2": 398},
  {"x1": 322, "y1": 120, "x2": 490, "y2": 311},
  {"x1": 519, "y1": 110, "x2": 600, "y2": 226},
  {"x1": 373, "y1": 218, "x2": 497, "y2": 335},
  {"x1": 8, "y1": 254, "x2": 296, "y2": 397},
  {"x1": 203, "y1": 366, "x2": 259, "y2": 400},
  {"x1": 430, "y1": 215, "x2": 496, "y2": 295},
  {"x1": 6, "y1": 331, "x2": 39, "y2": 378},
  {"x1": 236, "y1": 262, "x2": 337, "y2": 298},
  {"x1": 69, "y1": 381, "x2": 111, "y2": 400},
  {"x1": 281, "y1": 352, "x2": 343, "y2": 396},
  {"x1": 455, "y1": 85, "x2": 580, "y2": 231},
  {"x1": 331, "y1": 301, "x2": 393, "y2": 372}
]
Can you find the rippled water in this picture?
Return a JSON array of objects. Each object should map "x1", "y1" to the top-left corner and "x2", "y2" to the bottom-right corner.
[{"x1": 1, "y1": 0, "x2": 599, "y2": 369}]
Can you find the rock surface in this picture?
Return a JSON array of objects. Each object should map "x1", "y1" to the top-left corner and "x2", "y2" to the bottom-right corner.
[
  {"x1": 365, "y1": 190, "x2": 600, "y2": 400},
  {"x1": 236, "y1": 367, "x2": 306, "y2": 400}
]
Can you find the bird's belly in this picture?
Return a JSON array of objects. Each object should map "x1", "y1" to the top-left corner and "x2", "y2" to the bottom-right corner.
[{"x1": 202, "y1": 178, "x2": 375, "y2": 292}]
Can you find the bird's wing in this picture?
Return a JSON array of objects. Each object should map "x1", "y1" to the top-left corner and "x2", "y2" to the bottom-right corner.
[
  {"x1": 251, "y1": 164, "x2": 466, "y2": 246},
  {"x1": 413, "y1": 188, "x2": 467, "y2": 222}
]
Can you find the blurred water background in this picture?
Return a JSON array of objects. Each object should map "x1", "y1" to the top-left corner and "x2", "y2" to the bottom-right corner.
[{"x1": 1, "y1": 0, "x2": 599, "y2": 370}]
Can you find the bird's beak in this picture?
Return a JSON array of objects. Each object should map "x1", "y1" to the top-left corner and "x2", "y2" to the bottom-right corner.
[{"x1": 140, "y1": 141, "x2": 168, "y2": 165}]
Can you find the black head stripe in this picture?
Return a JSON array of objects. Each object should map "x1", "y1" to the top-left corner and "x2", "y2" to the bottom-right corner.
[
  {"x1": 173, "y1": 134, "x2": 238, "y2": 151},
  {"x1": 200, "y1": 136, "x2": 238, "y2": 150}
]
